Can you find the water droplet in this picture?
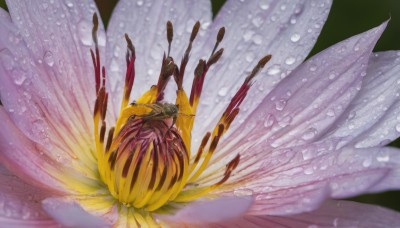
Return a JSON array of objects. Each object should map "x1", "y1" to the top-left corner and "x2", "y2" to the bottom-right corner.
[
  {"x1": 78, "y1": 20, "x2": 92, "y2": 46},
  {"x1": 136, "y1": 0, "x2": 144, "y2": 6},
  {"x1": 362, "y1": 158, "x2": 372, "y2": 167},
  {"x1": 65, "y1": 1, "x2": 73, "y2": 7},
  {"x1": 252, "y1": 17, "x2": 264, "y2": 27},
  {"x1": 285, "y1": 57, "x2": 296, "y2": 65},
  {"x1": 246, "y1": 52, "x2": 255, "y2": 62},
  {"x1": 252, "y1": 34, "x2": 262, "y2": 45},
  {"x1": 267, "y1": 65, "x2": 281, "y2": 75},
  {"x1": 280, "y1": 4, "x2": 287, "y2": 10},
  {"x1": 376, "y1": 154, "x2": 389, "y2": 162},
  {"x1": 290, "y1": 33, "x2": 301, "y2": 42},
  {"x1": 264, "y1": 113, "x2": 275, "y2": 127},
  {"x1": 396, "y1": 124, "x2": 400, "y2": 132},
  {"x1": 302, "y1": 128, "x2": 317, "y2": 140},
  {"x1": 329, "y1": 72, "x2": 336, "y2": 80},
  {"x1": 242, "y1": 30, "x2": 254, "y2": 41},
  {"x1": 275, "y1": 99, "x2": 287, "y2": 111},
  {"x1": 43, "y1": 51, "x2": 54, "y2": 66},
  {"x1": 218, "y1": 87, "x2": 228, "y2": 97},
  {"x1": 303, "y1": 167, "x2": 314, "y2": 175},
  {"x1": 326, "y1": 109, "x2": 335, "y2": 117},
  {"x1": 278, "y1": 116, "x2": 292, "y2": 127},
  {"x1": 309, "y1": 65, "x2": 317, "y2": 72},
  {"x1": 259, "y1": 1, "x2": 269, "y2": 10},
  {"x1": 234, "y1": 189, "x2": 253, "y2": 196},
  {"x1": 290, "y1": 17, "x2": 297, "y2": 24},
  {"x1": 14, "y1": 74, "x2": 27, "y2": 85}
]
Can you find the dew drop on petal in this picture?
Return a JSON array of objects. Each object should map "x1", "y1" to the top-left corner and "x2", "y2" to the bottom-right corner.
[
  {"x1": 136, "y1": 0, "x2": 144, "y2": 6},
  {"x1": 218, "y1": 87, "x2": 228, "y2": 97},
  {"x1": 302, "y1": 128, "x2": 317, "y2": 140},
  {"x1": 14, "y1": 74, "x2": 27, "y2": 85},
  {"x1": 252, "y1": 34, "x2": 262, "y2": 45},
  {"x1": 65, "y1": 1, "x2": 73, "y2": 8},
  {"x1": 376, "y1": 154, "x2": 390, "y2": 162},
  {"x1": 264, "y1": 113, "x2": 275, "y2": 128},
  {"x1": 43, "y1": 51, "x2": 54, "y2": 66},
  {"x1": 259, "y1": 0, "x2": 269, "y2": 10},
  {"x1": 290, "y1": 33, "x2": 301, "y2": 42},
  {"x1": 362, "y1": 158, "x2": 372, "y2": 167},
  {"x1": 395, "y1": 124, "x2": 400, "y2": 132},
  {"x1": 274, "y1": 99, "x2": 287, "y2": 111},
  {"x1": 233, "y1": 188, "x2": 253, "y2": 196},
  {"x1": 267, "y1": 64, "x2": 281, "y2": 75},
  {"x1": 78, "y1": 20, "x2": 92, "y2": 46},
  {"x1": 285, "y1": 57, "x2": 296, "y2": 65}
]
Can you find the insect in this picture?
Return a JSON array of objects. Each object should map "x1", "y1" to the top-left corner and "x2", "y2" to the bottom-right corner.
[
  {"x1": 131, "y1": 103, "x2": 194, "y2": 128},
  {"x1": 137, "y1": 103, "x2": 179, "y2": 121}
]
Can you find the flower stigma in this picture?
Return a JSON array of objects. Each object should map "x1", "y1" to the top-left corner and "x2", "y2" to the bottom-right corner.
[{"x1": 90, "y1": 14, "x2": 272, "y2": 213}]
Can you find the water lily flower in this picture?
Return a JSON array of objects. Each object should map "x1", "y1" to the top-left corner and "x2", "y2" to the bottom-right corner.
[{"x1": 1, "y1": 0, "x2": 400, "y2": 227}]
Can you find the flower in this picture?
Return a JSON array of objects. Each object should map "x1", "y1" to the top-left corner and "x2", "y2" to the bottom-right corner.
[{"x1": 1, "y1": 0, "x2": 400, "y2": 227}]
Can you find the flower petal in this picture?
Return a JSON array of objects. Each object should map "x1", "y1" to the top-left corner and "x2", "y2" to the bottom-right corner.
[
  {"x1": 0, "y1": 107, "x2": 67, "y2": 192},
  {"x1": 207, "y1": 200, "x2": 400, "y2": 227},
  {"x1": 42, "y1": 197, "x2": 112, "y2": 228},
  {"x1": 0, "y1": 164, "x2": 59, "y2": 227},
  {"x1": 192, "y1": 0, "x2": 332, "y2": 143},
  {"x1": 323, "y1": 51, "x2": 400, "y2": 148},
  {"x1": 0, "y1": 107, "x2": 101, "y2": 194},
  {"x1": 209, "y1": 141, "x2": 400, "y2": 216},
  {"x1": 210, "y1": 22, "x2": 386, "y2": 167},
  {"x1": 106, "y1": 0, "x2": 212, "y2": 119},
  {"x1": 157, "y1": 196, "x2": 253, "y2": 224},
  {"x1": 0, "y1": 1, "x2": 103, "y2": 173}
]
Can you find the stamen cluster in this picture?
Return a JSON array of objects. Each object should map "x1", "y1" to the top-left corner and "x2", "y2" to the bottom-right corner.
[{"x1": 90, "y1": 14, "x2": 271, "y2": 211}]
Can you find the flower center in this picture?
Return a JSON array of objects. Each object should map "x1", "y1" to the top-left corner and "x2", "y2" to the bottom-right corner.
[{"x1": 90, "y1": 14, "x2": 271, "y2": 211}]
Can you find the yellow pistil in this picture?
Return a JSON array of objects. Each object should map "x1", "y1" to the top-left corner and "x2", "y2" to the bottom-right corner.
[{"x1": 89, "y1": 13, "x2": 272, "y2": 219}]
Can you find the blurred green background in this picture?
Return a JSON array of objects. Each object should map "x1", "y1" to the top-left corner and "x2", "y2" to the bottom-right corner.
[{"x1": 1, "y1": 0, "x2": 400, "y2": 212}]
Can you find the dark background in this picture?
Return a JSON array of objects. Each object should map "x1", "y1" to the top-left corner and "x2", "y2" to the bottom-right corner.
[{"x1": 1, "y1": 0, "x2": 400, "y2": 212}]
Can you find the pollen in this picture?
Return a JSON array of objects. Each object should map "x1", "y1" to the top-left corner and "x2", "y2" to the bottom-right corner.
[{"x1": 90, "y1": 14, "x2": 271, "y2": 212}]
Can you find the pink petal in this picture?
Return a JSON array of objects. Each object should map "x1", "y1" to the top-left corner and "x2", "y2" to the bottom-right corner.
[
  {"x1": 0, "y1": 107, "x2": 101, "y2": 194},
  {"x1": 217, "y1": 142, "x2": 400, "y2": 215},
  {"x1": 0, "y1": 164, "x2": 59, "y2": 227},
  {"x1": 157, "y1": 196, "x2": 253, "y2": 224},
  {"x1": 324, "y1": 51, "x2": 400, "y2": 148},
  {"x1": 210, "y1": 22, "x2": 386, "y2": 167},
  {"x1": 192, "y1": 0, "x2": 332, "y2": 144},
  {"x1": 42, "y1": 197, "x2": 111, "y2": 228},
  {"x1": 208, "y1": 200, "x2": 400, "y2": 227},
  {"x1": 0, "y1": 1, "x2": 102, "y2": 171},
  {"x1": 105, "y1": 0, "x2": 212, "y2": 119},
  {"x1": 0, "y1": 107, "x2": 69, "y2": 192}
]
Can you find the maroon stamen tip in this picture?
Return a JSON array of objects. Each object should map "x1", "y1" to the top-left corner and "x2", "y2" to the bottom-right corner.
[
  {"x1": 124, "y1": 33, "x2": 135, "y2": 56},
  {"x1": 194, "y1": 132, "x2": 211, "y2": 163},
  {"x1": 246, "y1": 54, "x2": 272, "y2": 83},
  {"x1": 217, "y1": 27, "x2": 225, "y2": 43},
  {"x1": 166, "y1": 21, "x2": 174, "y2": 56},
  {"x1": 194, "y1": 59, "x2": 206, "y2": 77},
  {"x1": 207, "y1": 48, "x2": 224, "y2": 67},
  {"x1": 105, "y1": 127, "x2": 115, "y2": 152},
  {"x1": 102, "y1": 92, "x2": 108, "y2": 121},
  {"x1": 190, "y1": 21, "x2": 201, "y2": 42},
  {"x1": 166, "y1": 21, "x2": 174, "y2": 43},
  {"x1": 92, "y1": 13, "x2": 99, "y2": 46},
  {"x1": 100, "y1": 121, "x2": 106, "y2": 143}
]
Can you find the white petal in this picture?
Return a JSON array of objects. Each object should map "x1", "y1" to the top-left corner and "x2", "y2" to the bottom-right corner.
[
  {"x1": 207, "y1": 22, "x2": 386, "y2": 169},
  {"x1": 324, "y1": 51, "x2": 400, "y2": 148},
  {"x1": 191, "y1": 0, "x2": 332, "y2": 144}
]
